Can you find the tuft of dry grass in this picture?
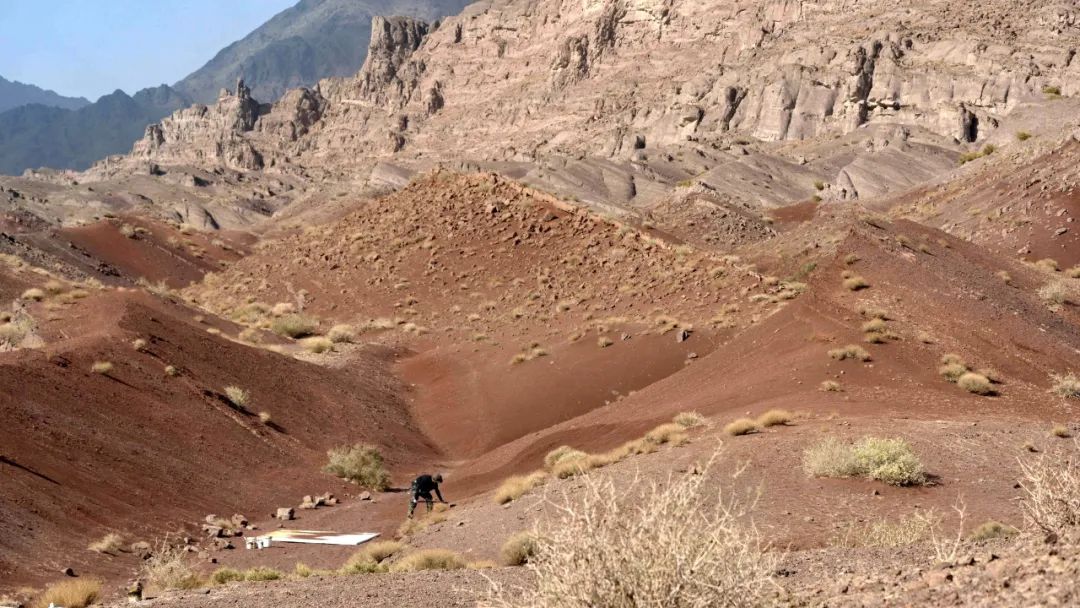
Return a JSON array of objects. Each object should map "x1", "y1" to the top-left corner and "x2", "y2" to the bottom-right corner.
[
  {"x1": 91, "y1": 361, "x2": 113, "y2": 375},
  {"x1": 342, "y1": 540, "x2": 404, "y2": 574},
  {"x1": 820, "y1": 380, "x2": 842, "y2": 392},
  {"x1": 968, "y1": 521, "x2": 1018, "y2": 541},
  {"x1": 300, "y1": 336, "x2": 334, "y2": 354},
  {"x1": 243, "y1": 567, "x2": 282, "y2": 582},
  {"x1": 494, "y1": 471, "x2": 547, "y2": 505},
  {"x1": 33, "y1": 579, "x2": 101, "y2": 608},
  {"x1": 645, "y1": 423, "x2": 688, "y2": 445},
  {"x1": 500, "y1": 532, "x2": 539, "y2": 566},
  {"x1": 843, "y1": 276, "x2": 869, "y2": 291},
  {"x1": 389, "y1": 549, "x2": 466, "y2": 573},
  {"x1": 88, "y1": 533, "x2": 124, "y2": 555},
  {"x1": 829, "y1": 345, "x2": 871, "y2": 361},
  {"x1": 1051, "y1": 425, "x2": 1072, "y2": 438},
  {"x1": 141, "y1": 541, "x2": 201, "y2": 591},
  {"x1": 544, "y1": 446, "x2": 587, "y2": 470},
  {"x1": 224, "y1": 386, "x2": 249, "y2": 408},
  {"x1": 756, "y1": 409, "x2": 793, "y2": 427},
  {"x1": 327, "y1": 324, "x2": 356, "y2": 343},
  {"x1": 724, "y1": 418, "x2": 758, "y2": 436},
  {"x1": 1038, "y1": 281, "x2": 1070, "y2": 306},
  {"x1": 957, "y1": 372, "x2": 994, "y2": 395},
  {"x1": 1051, "y1": 373, "x2": 1080, "y2": 398},
  {"x1": 323, "y1": 444, "x2": 390, "y2": 490},
  {"x1": 258, "y1": 411, "x2": 272, "y2": 425},
  {"x1": 597, "y1": 336, "x2": 614, "y2": 348},
  {"x1": 1035, "y1": 258, "x2": 1060, "y2": 272},
  {"x1": 803, "y1": 436, "x2": 927, "y2": 486},
  {"x1": 21, "y1": 288, "x2": 46, "y2": 301},
  {"x1": 164, "y1": 364, "x2": 179, "y2": 377},
  {"x1": 484, "y1": 456, "x2": 777, "y2": 608},
  {"x1": 132, "y1": 338, "x2": 148, "y2": 351},
  {"x1": 270, "y1": 314, "x2": 318, "y2": 338},
  {"x1": 673, "y1": 411, "x2": 706, "y2": 428}
]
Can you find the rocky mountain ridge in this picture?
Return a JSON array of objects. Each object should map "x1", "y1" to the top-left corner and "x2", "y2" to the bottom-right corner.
[{"x1": 0, "y1": 76, "x2": 90, "y2": 114}]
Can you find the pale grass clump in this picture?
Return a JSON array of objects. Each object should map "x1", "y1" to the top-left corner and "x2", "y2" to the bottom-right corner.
[
  {"x1": 829, "y1": 344, "x2": 871, "y2": 361},
  {"x1": 957, "y1": 372, "x2": 994, "y2": 395},
  {"x1": 484, "y1": 458, "x2": 778, "y2": 608},
  {"x1": 500, "y1": 531, "x2": 539, "y2": 566},
  {"x1": 258, "y1": 411, "x2": 272, "y2": 425},
  {"x1": 1050, "y1": 373, "x2": 1080, "y2": 398},
  {"x1": 1017, "y1": 440, "x2": 1079, "y2": 534},
  {"x1": 91, "y1": 361, "x2": 113, "y2": 375},
  {"x1": 141, "y1": 541, "x2": 201, "y2": 591},
  {"x1": 968, "y1": 521, "x2": 1018, "y2": 541},
  {"x1": 843, "y1": 276, "x2": 870, "y2": 291},
  {"x1": 1052, "y1": 425, "x2": 1072, "y2": 438},
  {"x1": 327, "y1": 324, "x2": 356, "y2": 343},
  {"x1": 756, "y1": 409, "x2": 792, "y2": 428},
  {"x1": 803, "y1": 436, "x2": 927, "y2": 486},
  {"x1": 494, "y1": 471, "x2": 547, "y2": 504},
  {"x1": 938, "y1": 354, "x2": 968, "y2": 383},
  {"x1": 323, "y1": 444, "x2": 390, "y2": 490},
  {"x1": 1038, "y1": 280, "x2": 1070, "y2": 306},
  {"x1": 224, "y1": 386, "x2": 249, "y2": 408},
  {"x1": 300, "y1": 336, "x2": 334, "y2": 354},
  {"x1": 834, "y1": 513, "x2": 933, "y2": 548},
  {"x1": 820, "y1": 380, "x2": 842, "y2": 392},
  {"x1": 1035, "y1": 258, "x2": 1060, "y2": 272},
  {"x1": 724, "y1": 417, "x2": 758, "y2": 436},
  {"x1": 132, "y1": 338, "x2": 148, "y2": 351},
  {"x1": 342, "y1": 541, "x2": 404, "y2": 574},
  {"x1": 88, "y1": 533, "x2": 124, "y2": 555},
  {"x1": 673, "y1": 411, "x2": 706, "y2": 428},
  {"x1": 243, "y1": 567, "x2": 282, "y2": 582},
  {"x1": 544, "y1": 446, "x2": 587, "y2": 470},
  {"x1": 389, "y1": 549, "x2": 466, "y2": 572},
  {"x1": 645, "y1": 422, "x2": 688, "y2": 445},
  {"x1": 32, "y1": 579, "x2": 101, "y2": 608},
  {"x1": 270, "y1": 314, "x2": 318, "y2": 338},
  {"x1": 21, "y1": 287, "x2": 46, "y2": 301}
]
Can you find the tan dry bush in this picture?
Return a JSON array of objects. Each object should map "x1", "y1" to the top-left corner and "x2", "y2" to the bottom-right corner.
[
  {"x1": 1052, "y1": 425, "x2": 1072, "y2": 438},
  {"x1": 997, "y1": 270, "x2": 1013, "y2": 285},
  {"x1": 820, "y1": 380, "x2": 842, "y2": 392},
  {"x1": 645, "y1": 422, "x2": 688, "y2": 445},
  {"x1": 1068, "y1": 266, "x2": 1080, "y2": 279},
  {"x1": 389, "y1": 549, "x2": 465, "y2": 573},
  {"x1": 1035, "y1": 258, "x2": 1060, "y2": 272},
  {"x1": 829, "y1": 345, "x2": 871, "y2": 361},
  {"x1": 224, "y1": 386, "x2": 249, "y2": 408},
  {"x1": 33, "y1": 579, "x2": 101, "y2": 608},
  {"x1": 673, "y1": 411, "x2": 706, "y2": 428},
  {"x1": 208, "y1": 568, "x2": 244, "y2": 585},
  {"x1": 803, "y1": 436, "x2": 926, "y2": 486},
  {"x1": 968, "y1": 521, "x2": 1018, "y2": 541},
  {"x1": 843, "y1": 276, "x2": 869, "y2": 291},
  {"x1": 300, "y1": 336, "x2": 334, "y2": 354},
  {"x1": 270, "y1": 314, "x2": 318, "y2": 338},
  {"x1": 327, "y1": 324, "x2": 356, "y2": 343},
  {"x1": 861, "y1": 318, "x2": 887, "y2": 333},
  {"x1": 164, "y1": 365, "x2": 179, "y2": 377},
  {"x1": 91, "y1": 361, "x2": 113, "y2": 375},
  {"x1": 132, "y1": 338, "x2": 147, "y2": 351},
  {"x1": 1018, "y1": 441, "x2": 1080, "y2": 534},
  {"x1": 802, "y1": 437, "x2": 861, "y2": 478},
  {"x1": 724, "y1": 417, "x2": 758, "y2": 436},
  {"x1": 323, "y1": 444, "x2": 390, "y2": 490},
  {"x1": 258, "y1": 411, "x2": 272, "y2": 425},
  {"x1": 494, "y1": 471, "x2": 547, "y2": 505},
  {"x1": 1051, "y1": 373, "x2": 1080, "y2": 398},
  {"x1": 543, "y1": 446, "x2": 586, "y2": 470},
  {"x1": 1038, "y1": 281, "x2": 1070, "y2": 306},
  {"x1": 500, "y1": 532, "x2": 539, "y2": 566},
  {"x1": 243, "y1": 567, "x2": 282, "y2": 582},
  {"x1": 142, "y1": 541, "x2": 201, "y2": 591},
  {"x1": 88, "y1": 533, "x2": 124, "y2": 555},
  {"x1": 21, "y1": 288, "x2": 45, "y2": 301},
  {"x1": 834, "y1": 514, "x2": 933, "y2": 548},
  {"x1": 484, "y1": 457, "x2": 778, "y2": 608},
  {"x1": 597, "y1": 336, "x2": 614, "y2": 348},
  {"x1": 293, "y1": 563, "x2": 314, "y2": 578},
  {"x1": 957, "y1": 372, "x2": 993, "y2": 395},
  {"x1": 342, "y1": 540, "x2": 405, "y2": 573},
  {"x1": 757, "y1": 409, "x2": 792, "y2": 428}
]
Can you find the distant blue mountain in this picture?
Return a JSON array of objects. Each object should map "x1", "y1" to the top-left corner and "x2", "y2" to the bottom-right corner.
[{"x1": 0, "y1": 75, "x2": 90, "y2": 113}]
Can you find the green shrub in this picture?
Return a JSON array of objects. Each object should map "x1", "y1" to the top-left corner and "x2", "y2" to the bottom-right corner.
[
  {"x1": 209, "y1": 568, "x2": 244, "y2": 585},
  {"x1": 804, "y1": 436, "x2": 926, "y2": 486},
  {"x1": 323, "y1": 444, "x2": 390, "y2": 490}
]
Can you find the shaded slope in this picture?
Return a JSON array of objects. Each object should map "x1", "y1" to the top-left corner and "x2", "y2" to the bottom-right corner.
[{"x1": 0, "y1": 75, "x2": 89, "y2": 113}]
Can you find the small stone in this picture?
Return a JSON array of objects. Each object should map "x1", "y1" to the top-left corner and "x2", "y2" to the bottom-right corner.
[
  {"x1": 359, "y1": 491, "x2": 372, "y2": 501},
  {"x1": 61, "y1": 567, "x2": 75, "y2": 577},
  {"x1": 275, "y1": 507, "x2": 295, "y2": 521}
]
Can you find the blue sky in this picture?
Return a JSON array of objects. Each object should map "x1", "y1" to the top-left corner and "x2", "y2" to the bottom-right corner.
[{"x1": 0, "y1": 0, "x2": 297, "y2": 101}]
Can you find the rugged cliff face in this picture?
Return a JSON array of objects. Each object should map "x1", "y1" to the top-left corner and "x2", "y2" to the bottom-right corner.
[{"x1": 115, "y1": 0, "x2": 1080, "y2": 205}]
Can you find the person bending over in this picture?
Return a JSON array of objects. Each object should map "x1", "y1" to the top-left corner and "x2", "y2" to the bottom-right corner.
[{"x1": 408, "y1": 472, "x2": 446, "y2": 518}]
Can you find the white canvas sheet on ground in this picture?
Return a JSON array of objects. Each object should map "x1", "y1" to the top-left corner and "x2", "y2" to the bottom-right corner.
[{"x1": 265, "y1": 530, "x2": 379, "y2": 546}]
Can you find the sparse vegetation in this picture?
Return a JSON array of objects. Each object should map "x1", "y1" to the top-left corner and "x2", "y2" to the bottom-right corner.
[
  {"x1": 673, "y1": 411, "x2": 706, "y2": 428},
  {"x1": 756, "y1": 409, "x2": 792, "y2": 427},
  {"x1": 21, "y1": 288, "x2": 45, "y2": 301},
  {"x1": 645, "y1": 422, "x2": 688, "y2": 445},
  {"x1": 1036, "y1": 258, "x2": 1060, "y2": 272},
  {"x1": 958, "y1": 144, "x2": 997, "y2": 165},
  {"x1": 842, "y1": 275, "x2": 869, "y2": 291},
  {"x1": 323, "y1": 444, "x2": 390, "y2": 490},
  {"x1": 820, "y1": 380, "x2": 842, "y2": 392},
  {"x1": 724, "y1": 417, "x2": 758, "y2": 436},
  {"x1": 300, "y1": 336, "x2": 334, "y2": 354},
  {"x1": 1042, "y1": 85, "x2": 1062, "y2": 97},
  {"x1": 258, "y1": 411, "x2": 273, "y2": 425},
  {"x1": 494, "y1": 472, "x2": 547, "y2": 505},
  {"x1": 957, "y1": 372, "x2": 994, "y2": 395},
  {"x1": 1051, "y1": 373, "x2": 1080, "y2": 398},
  {"x1": 132, "y1": 338, "x2": 147, "y2": 351},
  {"x1": 1018, "y1": 441, "x2": 1079, "y2": 534},
  {"x1": 342, "y1": 541, "x2": 404, "y2": 574},
  {"x1": 1038, "y1": 280, "x2": 1070, "y2": 306},
  {"x1": 389, "y1": 549, "x2": 466, "y2": 573},
  {"x1": 597, "y1": 336, "x2": 614, "y2": 348},
  {"x1": 164, "y1": 364, "x2": 179, "y2": 377},
  {"x1": 834, "y1": 513, "x2": 933, "y2": 548},
  {"x1": 88, "y1": 533, "x2": 124, "y2": 555},
  {"x1": 803, "y1": 436, "x2": 927, "y2": 486},
  {"x1": 327, "y1": 324, "x2": 356, "y2": 343},
  {"x1": 500, "y1": 531, "x2": 539, "y2": 566},
  {"x1": 544, "y1": 446, "x2": 587, "y2": 470},
  {"x1": 141, "y1": 541, "x2": 201, "y2": 591},
  {"x1": 1052, "y1": 425, "x2": 1072, "y2": 438},
  {"x1": 91, "y1": 361, "x2": 113, "y2": 375},
  {"x1": 968, "y1": 521, "x2": 1018, "y2": 541},
  {"x1": 1016, "y1": 131, "x2": 1032, "y2": 141},
  {"x1": 209, "y1": 568, "x2": 244, "y2": 585},
  {"x1": 270, "y1": 314, "x2": 318, "y2": 338},
  {"x1": 484, "y1": 459, "x2": 777, "y2": 608},
  {"x1": 829, "y1": 344, "x2": 871, "y2": 362},
  {"x1": 939, "y1": 354, "x2": 969, "y2": 383},
  {"x1": 224, "y1": 386, "x2": 249, "y2": 408},
  {"x1": 32, "y1": 579, "x2": 101, "y2": 608}
]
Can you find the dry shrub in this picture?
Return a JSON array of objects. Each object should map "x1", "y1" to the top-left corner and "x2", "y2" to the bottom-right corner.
[
  {"x1": 1038, "y1": 281, "x2": 1070, "y2": 305},
  {"x1": 551, "y1": 456, "x2": 591, "y2": 480},
  {"x1": 957, "y1": 372, "x2": 994, "y2": 395},
  {"x1": 389, "y1": 549, "x2": 465, "y2": 573},
  {"x1": 323, "y1": 444, "x2": 390, "y2": 490},
  {"x1": 724, "y1": 418, "x2": 758, "y2": 436},
  {"x1": 803, "y1": 437, "x2": 926, "y2": 486},
  {"x1": 142, "y1": 541, "x2": 201, "y2": 591},
  {"x1": 300, "y1": 336, "x2": 334, "y2": 353},
  {"x1": 1068, "y1": 266, "x2": 1080, "y2": 279},
  {"x1": 33, "y1": 579, "x2": 101, "y2": 608},
  {"x1": 132, "y1": 338, "x2": 147, "y2": 351},
  {"x1": 861, "y1": 318, "x2": 886, "y2": 333},
  {"x1": 258, "y1": 411, "x2": 272, "y2": 425},
  {"x1": 968, "y1": 521, "x2": 1018, "y2": 541},
  {"x1": 1051, "y1": 373, "x2": 1080, "y2": 398},
  {"x1": 88, "y1": 533, "x2": 124, "y2": 555},
  {"x1": 327, "y1": 324, "x2": 356, "y2": 343},
  {"x1": 484, "y1": 457, "x2": 777, "y2": 608},
  {"x1": 468, "y1": 560, "x2": 499, "y2": 570},
  {"x1": 939, "y1": 359, "x2": 968, "y2": 383},
  {"x1": 224, "y1": 386, "x2": 249, "y2": 408},
  {"x1": 164, "y1": 365, "x2": 179, "y2": 377},
  {"x1": 843, "y1": 276, "x2": 869, "y2": 291},
  {"x1": 209, "y1": 567, "x2": 244, "y2": 585},
  {"x1": 244, "y1": 567, "x2": 282, "y2": 582},
  {"x1": 597, "y1": 336, "x2": 614, "y2": 348},
  {"x1": 645, "y1": 422, "x2": 688, "y2": 445},
  {"x1": 834, "y1": 513, "x2": 933, "y2": 548},
  {"x1": 270, "y1": 314, "x2": 318, "y2": 338},
  {"x1": 494, "y1": 471, "x2": 547, "y2": 505},
  {"x1": 673, "y1": 411, "x2": 706, "y2": 428},
  {"x1": 1036, "y1": 258, "x2": 1060, "y2": 272},
  {"x1": 91, "y1": 361, "x2": 113, "y2": 375},
  {"x1": 544, "y1": 446, "x2": 586, "y2": 470},
  {"x1": 21, "y1": 288, "x2": 45, "y2": 301},
  {"x1": 1052, "y1": 425, "x2": 1072, "y2": 438},
  {"x1": 756, "y1": 409, "x2": 792, "y2": 428},
  {"x1": 500, "y1": 531, "x2": 539, "y2": 566},
  {"x1": 294, "y1": 563, "x2": 314, "y2": 577},
  {"x1": 820, "y1": 380, "x2": 842, "y2": 392},
  {"x1": 1018, "y1": 440, "x2": 1080, "y2": 534},
  {"x1": 829, "y1": 345, "x2": 871, "y2": 361}
]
